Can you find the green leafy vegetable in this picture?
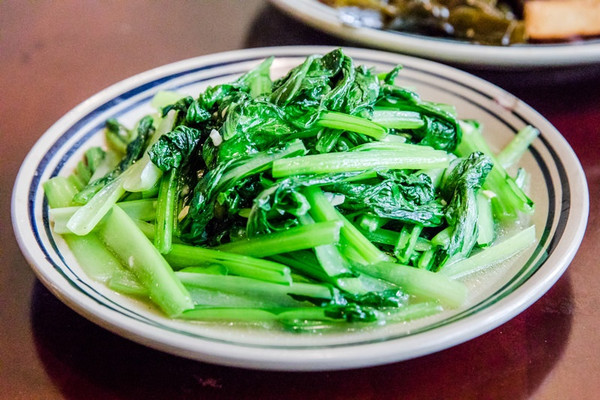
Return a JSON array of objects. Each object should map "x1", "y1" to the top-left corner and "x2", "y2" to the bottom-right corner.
[
  {"x1": 74, "y1": 116, "x2": 155, "y2": 204},
  {"x1": 44, "y1": 49, "x2": 537, "y2": 331}
]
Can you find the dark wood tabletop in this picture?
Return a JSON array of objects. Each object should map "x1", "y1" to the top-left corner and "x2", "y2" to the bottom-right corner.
[{"x1": 2, "y1": 1, "x2": 599, "y2": 399}]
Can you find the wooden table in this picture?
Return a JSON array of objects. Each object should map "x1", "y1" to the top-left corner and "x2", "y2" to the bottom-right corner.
[{"x1": 2, "y1": 2, "x2": 599, "y2": 398}]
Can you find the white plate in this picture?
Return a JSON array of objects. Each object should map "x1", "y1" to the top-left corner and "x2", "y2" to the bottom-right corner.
[
  {"x1": 12, "y1": 46, "x2": 588, "y2": 371},
  {"x1": 270, "y1": 0, "x2": 600, "y2": 68}
]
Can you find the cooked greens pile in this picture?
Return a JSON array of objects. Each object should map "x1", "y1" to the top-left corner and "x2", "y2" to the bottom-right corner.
[{"x1": 44, "y1": 49, "x2": 537, "y2": 331}]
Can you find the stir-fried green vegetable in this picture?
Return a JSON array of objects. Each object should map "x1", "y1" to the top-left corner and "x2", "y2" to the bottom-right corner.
[{"x1": 44, "y1": 49, "x2": 537, "y2": 330}]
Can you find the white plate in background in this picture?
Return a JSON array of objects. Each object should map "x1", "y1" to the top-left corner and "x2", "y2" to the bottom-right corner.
[{"x1": 270, "y1": 0, "x2": 600, "y2": 68}]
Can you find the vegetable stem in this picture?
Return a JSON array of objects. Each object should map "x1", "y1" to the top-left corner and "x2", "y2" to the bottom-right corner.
[
  {"x1": 96, "y1": 205, "x2": 193, "y2": 316},
  {"x1": 317, "y1": 111, "x2": 388, "y2": 139},
  {"x1": 273, "y1": 149, "x2": 452, "y2": 178},
  {"x1": 177, "y1": 273, "x2": 334, "y2": 301},
  {"x1": 354, "y1": 262, "x2": 468, "y2": 308},
  {"x1": 122, "y1": 110, "x2": 177, "y2": 192},
  {"x1": 303, "y1": 186, "x2": 392, "y2": 264},
  {"x1": 371, "y1": 109, "x2": 425, "y2": 130},
  {"x1": 165, "y1": 244, "x2": 292, "y2": 284},
  {"x1": 497, "y1": 125, "x2": 539, "y2": 169},
  {"x1": 457, "y1": 121, "x2": 534, "y2": 220},
  {"x1": 154, "y1": 168, "x2": 178, "y2": 253},
  {"x1": 216, "y1": 221, "x2": 342, "y2": 258},
  {"x1": 440, "y1": 225, "x2": 536, "y2": 279}
]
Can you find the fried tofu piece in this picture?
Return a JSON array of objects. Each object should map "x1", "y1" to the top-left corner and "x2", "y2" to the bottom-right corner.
[{"x1": 524, "y1": 0, "x2": 600, "y2": 40}]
